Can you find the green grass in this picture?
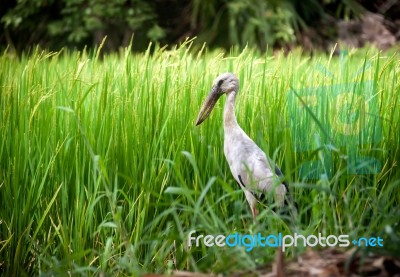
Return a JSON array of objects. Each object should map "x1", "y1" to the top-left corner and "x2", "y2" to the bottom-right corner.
[{"x1": 0, "y1": 41, "x2": 399, "y2": 275}]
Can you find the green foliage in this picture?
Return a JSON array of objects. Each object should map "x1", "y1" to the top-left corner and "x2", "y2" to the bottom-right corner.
[
  {"x1": 226, "y1": 0, "x2": 297, "y2": 48},
  {"x1": 0, "y1": 0, "x2": 375, "y2": 52},
  {"x1": 0, "y1": 43, "x2": 399, "y2": 275},
  {"x1": 48, "y1": 0, "x2": 156, "y2": 43},
  {"x1": 192, "y1": 0, "x2": 300, "y2": 50},
  {"x1": 1, "y1": 0, "x2": 159, "y2": 50}
]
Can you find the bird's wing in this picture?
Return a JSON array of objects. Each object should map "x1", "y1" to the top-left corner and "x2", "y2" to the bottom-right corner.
[
  {"x1": 233, "y1": 138, "x2": 287, "y2": 205},
  {"x1": 245, "y1": 148, "x2": 282, "y2": 191},
  {"x1": 224, "y1": 128, "x2": 287, "y2": 203}
]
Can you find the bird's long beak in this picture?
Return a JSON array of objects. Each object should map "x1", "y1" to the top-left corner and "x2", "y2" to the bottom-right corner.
[{"x1": 195, "y1": 85, "x2": 222, "y2": 126}]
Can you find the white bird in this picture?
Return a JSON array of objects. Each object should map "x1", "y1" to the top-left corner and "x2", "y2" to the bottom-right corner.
[{"x1": 196, "y1": 72, "x2": 292, "y2": 220}]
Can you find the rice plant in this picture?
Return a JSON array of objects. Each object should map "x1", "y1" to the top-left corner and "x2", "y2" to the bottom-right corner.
[{"x1": 0, "y1": 41, "x2": 399, "y2": 275}]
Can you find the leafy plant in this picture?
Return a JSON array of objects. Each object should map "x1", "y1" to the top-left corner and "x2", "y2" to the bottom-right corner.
[
  {"x1": 0, "y1": 0, "x2": 381, "y2": 52},
  {"x1": 0, "y1": 43, "x2": 399, "y2": 275}
]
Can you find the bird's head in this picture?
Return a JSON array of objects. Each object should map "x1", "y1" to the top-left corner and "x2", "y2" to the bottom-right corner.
[{"x1": 195, "y1": 72, "x2": 239, "y2": 126}]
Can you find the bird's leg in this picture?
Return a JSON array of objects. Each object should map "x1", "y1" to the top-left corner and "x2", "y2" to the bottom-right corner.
[
  {"x1": 251, "y1": 205, "x2": 259, "y2": 222},
  {"x1": 238, "y1": 176, "x2": 260, "y2": 223}
]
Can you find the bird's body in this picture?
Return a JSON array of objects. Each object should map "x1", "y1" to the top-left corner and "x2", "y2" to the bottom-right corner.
[
  {"x1": 224, "y1": 91, "x2": 287, "y2": 217},
  {"x1": 196, "y1": 72, "x2": 289, "y2": 219}
]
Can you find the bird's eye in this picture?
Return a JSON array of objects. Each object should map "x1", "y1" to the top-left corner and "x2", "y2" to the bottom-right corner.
[{"x1": 217, "y1": 79, "x2": 224, "y2": 87}]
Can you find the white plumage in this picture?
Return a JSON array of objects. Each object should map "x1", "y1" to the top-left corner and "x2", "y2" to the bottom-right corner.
[{"x1": 196, "y1": 72, "x2": 289, "y2": 219}]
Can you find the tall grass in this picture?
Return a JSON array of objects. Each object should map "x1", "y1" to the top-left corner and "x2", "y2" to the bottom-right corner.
[{"x1": 0, "y1": 41, "x2": 399, "y2": 275}]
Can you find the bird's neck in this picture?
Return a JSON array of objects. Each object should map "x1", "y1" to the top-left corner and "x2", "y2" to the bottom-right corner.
[{"x1": 224, "y1": 91, "x2": 238, "y2": 130}]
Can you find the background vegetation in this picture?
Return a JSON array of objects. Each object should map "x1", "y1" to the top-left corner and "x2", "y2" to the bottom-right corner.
[
  {"x1": 1, "y1": 0, "x2": 399, "y2": 52},
  {"x1": 0, "y1": 42, "x2": 399, "y2": 275}
]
